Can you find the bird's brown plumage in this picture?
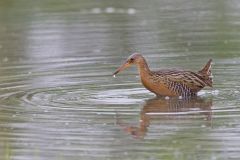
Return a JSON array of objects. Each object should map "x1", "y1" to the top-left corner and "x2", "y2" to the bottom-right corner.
[{"x1": 113, "y1": 53, "x2": 213, "y2": 97}]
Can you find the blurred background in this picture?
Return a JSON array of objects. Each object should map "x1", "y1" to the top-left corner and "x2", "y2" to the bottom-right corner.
[{"x1": 0, "y1": 0, "x2": 240, "y2": 159}]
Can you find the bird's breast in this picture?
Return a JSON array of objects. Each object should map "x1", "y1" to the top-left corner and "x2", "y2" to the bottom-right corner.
[{"x1": 140, "y1": 75, "x2": 178, "y2": 96}]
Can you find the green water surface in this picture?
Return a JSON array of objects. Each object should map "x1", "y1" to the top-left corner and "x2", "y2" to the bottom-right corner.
[{"x1": 0, "y1": 0, "x2": 240, "y2": 160}]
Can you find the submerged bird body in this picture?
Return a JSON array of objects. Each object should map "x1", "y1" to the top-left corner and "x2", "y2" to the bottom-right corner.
[{"x1": 113, "y1": 53, "x2": 212, "y2": 97}]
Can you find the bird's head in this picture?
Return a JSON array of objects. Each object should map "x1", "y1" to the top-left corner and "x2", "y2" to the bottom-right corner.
[{"x1": 113, "y1": 53, "x2": 143, "y2": 76}]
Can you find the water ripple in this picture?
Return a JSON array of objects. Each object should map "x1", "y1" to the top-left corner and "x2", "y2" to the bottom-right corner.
[{"x1": 1, "y1": 0, "x2": 240, "y2": 159}]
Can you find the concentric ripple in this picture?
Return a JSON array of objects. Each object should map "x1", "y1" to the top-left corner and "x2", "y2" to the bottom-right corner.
[
  {"x1": 0, "y1": 57, "x2": 240, "y2": 160},
  {"x1": 0, "y1": 53, "x2": 240, "y2": 160}
]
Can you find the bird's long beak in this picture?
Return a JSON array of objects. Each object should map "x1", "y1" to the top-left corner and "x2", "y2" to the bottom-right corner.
[{"x1": 113, "y1": 61, "x2": 130, "y2": 76}]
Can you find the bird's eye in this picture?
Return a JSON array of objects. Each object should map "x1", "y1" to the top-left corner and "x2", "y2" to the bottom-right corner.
[{"x1": 129, "y1": 58, "x2": 134, "y2": 62}]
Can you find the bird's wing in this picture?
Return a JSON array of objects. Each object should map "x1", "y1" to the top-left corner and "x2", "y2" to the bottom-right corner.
[{"x1": 155, "y1": 70, "x2": 206, "y2": 92}]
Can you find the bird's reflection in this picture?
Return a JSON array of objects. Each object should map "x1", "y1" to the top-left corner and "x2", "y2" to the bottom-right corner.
[{"x1": 117, "y1": 97, "x2": 212, "y2": 139}]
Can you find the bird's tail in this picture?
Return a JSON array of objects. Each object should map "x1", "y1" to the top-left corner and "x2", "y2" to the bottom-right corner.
[{"x1": 198, "y1": 59, "x2": 213, "y2": 87}]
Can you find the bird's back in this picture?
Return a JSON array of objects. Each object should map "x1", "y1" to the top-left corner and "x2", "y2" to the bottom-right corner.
[{"x1": 149, "y1": 59, "x2": 213, "y2": 97}]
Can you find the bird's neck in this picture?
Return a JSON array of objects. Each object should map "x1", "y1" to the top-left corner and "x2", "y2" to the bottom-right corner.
[
  {"x1": 136, "y1": 58, "x2": 156, "y2": 94},
  {"x1": 137, "y1": 58, "x2": 151, "y2": 78}
]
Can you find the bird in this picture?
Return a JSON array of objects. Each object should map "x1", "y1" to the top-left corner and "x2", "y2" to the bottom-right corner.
[{"x1": 113, "y1": 53, "x2": 213, "y2": 97}]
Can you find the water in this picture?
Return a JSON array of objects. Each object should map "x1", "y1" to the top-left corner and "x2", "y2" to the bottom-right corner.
[{"x1": 0, "y1": 0, "x2": 240, "y2": 159}]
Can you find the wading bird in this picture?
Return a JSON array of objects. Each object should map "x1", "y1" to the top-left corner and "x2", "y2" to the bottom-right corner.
[{"x1": 113, "y1": 53, "x2": 212, "y2": 97}]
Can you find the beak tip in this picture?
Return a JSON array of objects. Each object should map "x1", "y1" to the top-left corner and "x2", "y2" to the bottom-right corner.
[{"x1": 112, "y1": 71, "x2": 118, "y2": 77}]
